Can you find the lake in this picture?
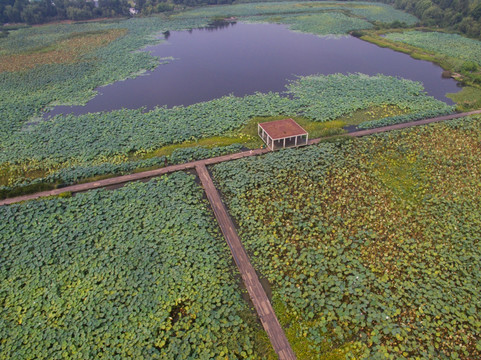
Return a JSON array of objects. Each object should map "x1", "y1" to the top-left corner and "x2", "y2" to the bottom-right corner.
[{"x1": 46, "y1": 22, "x2": 460, "y2": 117}]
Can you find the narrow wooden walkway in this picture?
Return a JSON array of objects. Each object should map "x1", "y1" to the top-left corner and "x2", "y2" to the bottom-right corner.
[
  {"x1": 1, "y1": 109, "x2": 480, "y2": 206},
  {"x1": 196, "y1": 164, "x2": 296, "y2": 360},
  {"x1": 0, "y1": 148, "x2": 270, "y2": 206}
]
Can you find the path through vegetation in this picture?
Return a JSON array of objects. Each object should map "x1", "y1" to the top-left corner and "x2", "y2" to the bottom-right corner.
[{"x1": 1, "y1": 109, "x2": 480, "y2": 206}]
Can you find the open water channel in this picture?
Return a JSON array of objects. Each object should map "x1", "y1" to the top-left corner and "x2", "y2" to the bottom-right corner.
[{"x1": 46, "y1": 22, "x2": 461, "y2": 117}]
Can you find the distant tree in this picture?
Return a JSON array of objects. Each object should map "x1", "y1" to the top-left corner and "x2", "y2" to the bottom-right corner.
[
  {"x1": 135, "y1": 0, "x2": 146, "y2": 11},
  {"x1": 66, "y1": 6, "x2": 93, "y2": 20},
  {"x1": 366, "y1": 0, "x2": 481, "y2": 38},
  {"x1": 21, "y1": 3, "x2": 47, "y2": 24},
  {"x1": 98, "y1": 0, "x2": 129, "y2": 16},
  {"x1": 423, "y1": 5, "x2": 444, "y2": 24},
  {"x1": 4, "y1": 5, "x2": 20, "y2": 22},
  {"x1": 155, "y1": 2, "x2": 173, "y2": 12},
  {"x1": 472, "y1": 3, "x2": 481, "y2": 20}
]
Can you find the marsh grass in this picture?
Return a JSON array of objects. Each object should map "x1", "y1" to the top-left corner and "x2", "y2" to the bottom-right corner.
[
  {"x1": 273, "y1": 296, "x2": 367, "y2": 359},
  {"x1": 336, "y1": 104, "x2": 411, "y2": 125},
  {"x1": 447, "y1": 86, "x2": 481, "y2": 111},
  {"x1": 141, "y1": 135, "x2": 248, "y2": 159},
  {"x1": 0, "y1": 182, "x2": 55, "y2": 200},
  {"x1": 361, "y1": 29, "x2": 481, "y2": 92}
]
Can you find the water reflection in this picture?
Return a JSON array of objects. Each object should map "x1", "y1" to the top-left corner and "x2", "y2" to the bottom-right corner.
[{"x1": 202, "y1": 20, "x2": 237, "y2": 31}]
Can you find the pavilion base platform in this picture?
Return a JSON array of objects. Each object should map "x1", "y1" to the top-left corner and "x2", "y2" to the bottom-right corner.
[{"x1": 258, "y1": 118, "x2": 309, "y2": 151}]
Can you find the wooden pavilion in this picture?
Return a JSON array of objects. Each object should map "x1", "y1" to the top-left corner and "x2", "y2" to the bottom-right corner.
[{"x1": 258, "y1": 118, "x2": 309, "y2": 151}]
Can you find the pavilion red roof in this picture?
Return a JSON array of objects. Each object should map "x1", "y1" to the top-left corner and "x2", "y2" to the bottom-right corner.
[{"x1": 258, "y1": 118, "x2": 307, "y2": 140}]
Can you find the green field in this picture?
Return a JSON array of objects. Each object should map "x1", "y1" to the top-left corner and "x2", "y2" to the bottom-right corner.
[
  {"x1": 384, "y1": 30, "x2": 481, "y2": 67},
  {"x1": 212, "y1": 116, "x2": 481, "y2": 359},
  {"x1": 0, "y1": 172, "x2": 271, "y2": 359}
]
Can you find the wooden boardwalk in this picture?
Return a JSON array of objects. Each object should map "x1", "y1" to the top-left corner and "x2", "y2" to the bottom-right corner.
[
  {"x1": 1, "y1": 109, "x2": 480, "y2": 207},
  {"x1": 0, "y1": 148, "x2": 270, "y2": 206},
  {"x1": 2, "y1": 109, "x2": 480, "y2": 358},
  {"x1": 196, "y1": 164, "x2": 296, "y2": 360},
  {"x1": 310, "y1": 109, "x2": 481, "y2": 144}
]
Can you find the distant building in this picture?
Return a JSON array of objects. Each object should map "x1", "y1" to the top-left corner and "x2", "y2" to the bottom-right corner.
[
  {"x1": 258, "y1": 118, "x2": 308, "y2": 150},
  {"x1": 85, "y1": 0, "x2": 99, "y2": 8}
]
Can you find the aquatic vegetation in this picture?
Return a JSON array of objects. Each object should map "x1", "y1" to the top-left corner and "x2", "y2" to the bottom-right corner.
[
  {"x1": 0, "y1": 172, "x2": 267, "y2": 359},
  {"x1": 246, "y1": 12, "x2": 374, "y2": 36},
  {"x1": 212, "y1": 116, "x2": 481, "y2": 359},
  {"x1": 175, "y1": 1, "x2": 418, "y2": 37},
  {"x1": 175, "y1": 2, "x2": 418, "y2": 27},
  {"x1": 0, "y1": 74, "x2": 453, "y2": 188},
  {"x1": 0, "y1": 144, "x2": 244, "y2": 198},
  {"x1": 0, "y1": 2, "x2": 419, "y2": 141},
  {"x1": 384, "y1": 31, "x2": 481, "y2": 66},
  {"x1": 0, "y1": 17, "x2": 209, "y2": 140},
  {"x1": 0, "y1": 3, "x2": 427, "y2": 192},
  {"x1": 447, "y1": 86, "x2": 481, "y2": 111},
  {"x1": 0, "y1": 29, "x2": 127, "y2": 72},
  {"x1": 285, "y1": 73, "x2": 452, "y2": 123}
]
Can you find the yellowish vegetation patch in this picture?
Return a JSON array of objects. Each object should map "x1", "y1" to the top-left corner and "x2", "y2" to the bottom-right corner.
[
  {"x1": 447, "y1": 86, "x2": 481, "y2": 111},
  {"x1": 337, "y1": 104, "x2": 411, "y2": 125},
  {"x1": 0, "y1": 28, "x2": 127, "y2": 72},
  {"x1": 273, "y1": 297, "x2": 367, "y2": 359},
  {"x1": 140, "y1": 135, "x2": 249, "y2": 159},
  {"x1": 0, "y1": 161, "x2": 52, "y2": 187}
]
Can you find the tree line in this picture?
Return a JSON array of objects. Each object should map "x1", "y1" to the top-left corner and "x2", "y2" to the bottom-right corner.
[
  {"x1": 0, "y1": 0, "x2": 233, "y2": 24},
  {"x1": 1, "y1": 0, "x2": 129, "y2": 24},
  {"x1": 370, "y1": 0, "x2": 481, "y2": 38}
]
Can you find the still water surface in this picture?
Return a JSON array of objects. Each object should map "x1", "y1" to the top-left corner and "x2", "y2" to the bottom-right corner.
[{"x1": 47, "y1": 22, "x2": 460, "y2": 117}]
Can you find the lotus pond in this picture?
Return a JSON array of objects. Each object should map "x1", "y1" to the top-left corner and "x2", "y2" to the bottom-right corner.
[
  {"x1": 0, "y1": 172, "x2": 271, "y2": 359},
  {"x1": 212, "y1": 115, "x2": 481, "y2": 359},
  {"x1": 1, "y1": 1, "x2": 466, "y2": 195}
]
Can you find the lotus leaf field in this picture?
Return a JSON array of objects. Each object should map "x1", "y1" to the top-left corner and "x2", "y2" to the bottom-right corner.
[
  {"x1": 212, "y1": 116, "x2": 481, "y2": 359},
  {"x1": 0, "y1": 144, "x2": 244, "y2": 199},
  {"x1": 175, "y1": 2, "x2": 418, "y2": 33},
  {"x1": 2, "y1": 2, "x2": 480, "y2": 358},
  {"x1": 0, "y1": 172, "x2": 270, "y2": 359},
  {"x1": 0, "y1": 73, "x2": 453, "y2": 191},
  {"x1": 245, "y1": 12, "x2": 374, "y2": 36},
  {"x1": 384, "y1": 31, "x2": 481, "y2": 67}
]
